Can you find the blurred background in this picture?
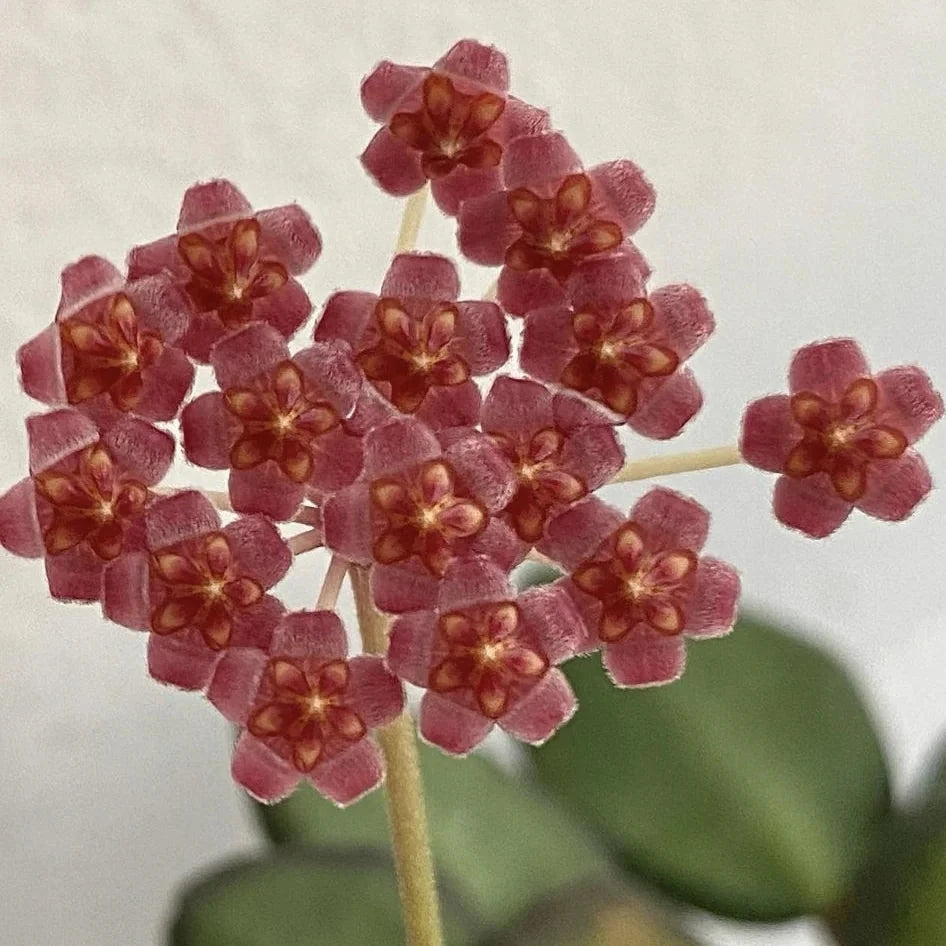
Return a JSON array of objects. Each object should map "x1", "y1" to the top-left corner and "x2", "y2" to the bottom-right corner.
[{"x1": 1, "y1": 2, "x2": 944, "y2": 944}]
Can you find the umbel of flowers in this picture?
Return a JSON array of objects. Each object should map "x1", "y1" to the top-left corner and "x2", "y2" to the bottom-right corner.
[{"x1": 0, "y1": 35, "x2": 942, "y2": 946}]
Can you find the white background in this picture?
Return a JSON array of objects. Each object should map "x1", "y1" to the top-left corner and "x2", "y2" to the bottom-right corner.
[{"x1": 1, "y1": 2, "x2": 945, "y2": 944}]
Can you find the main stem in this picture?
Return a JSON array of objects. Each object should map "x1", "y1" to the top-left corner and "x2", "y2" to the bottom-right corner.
[{"x1": 350, "y1": 565, "x2": 444, "y2": 946}]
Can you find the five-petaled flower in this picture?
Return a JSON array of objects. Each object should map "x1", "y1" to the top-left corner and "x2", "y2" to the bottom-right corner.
[
  {"x1": 102, "y1": 490, "x2": 290, "y2": 691},
  {"x1": 741, "y1": 339, "x2": 944, "y2": 538},
  {"x1": 540, "y1": 488, "x2": 740, "y2": 687},
  {"x1": 181, "y1": 322, "x2": 364, "y2": 521},
  {"x1": 388, "y1": 556, "x2": 581, "y2": 754},
  {"x1": 0, "y1": 410, "x2": 173, "y2": 601},
  {"x1": 457, "y1": 132, "x2": 655, "y2": 315},
  {"x1": 360, "y1": 39, "x2": 549, "y2": 215},
  {"x1": 520, "y1": 254, "x2": 714, "y2": 438},
  {"x1": 481, "y1": 376, "x2": 623, "y2": 541},
  {"x1": 208, "y1": 609, "x2": 404, "y2": 805},
  {"x1": 323, "y1": 417, "x2": 521, "y2": 613},
  {"x1": 316, "y1": 253, "x2": 508, "y2": 432},
  {"x1": 127, "y1": 179, "x2": 322, "y2": 361},
  {"x1": 17, "y1": 256, "x2": 195, "y2": 427}
]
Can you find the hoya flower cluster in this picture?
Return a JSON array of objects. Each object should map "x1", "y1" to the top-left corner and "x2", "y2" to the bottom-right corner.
[{"x1": 1, "y1": 40, "x2": 941, "y2": 807}]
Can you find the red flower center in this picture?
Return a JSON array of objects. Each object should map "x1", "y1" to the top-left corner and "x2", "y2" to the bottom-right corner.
[
  {"x1": 572, "y1": 522, "x2": 697, "y2": 641},
  {"x1": 560, "y1": 300, "x2": 680, "y2": 415},
  {"x1": 177, "y1": 218, "x2": 289, "y2": 328},
  {"x1": 149, "y1": 532, "x2": 263, "y2": 650},
  {"x1": 370, "y1": 459, "x2": 487, "y2": 576},
  {"x1": 428, "y1": 602, "x2": 548, "y2": 718},
  {"x1": 785, "y1": 378, "x2": 907, "y2": 501},
  {"x1": 389, "y1": 73, "x2": 505, "y2": 180},
  {"x1": 33, "y1": 443, "x2": 149, "y2": 561},
  {"x1": 247, "y1": 658, "x2": 366, "y2": 773},
  {"x1": 224, "y1": 361, "x2": 340, "y2": 484},
  {"x1": 504, "y1": 174, "x2": 623, "y2": 283},
  {"x1": 489, "y1": 427, "x2": 586, "y2": 542},
  {"x1": 59, "y1": 293, "x2": 164, "y2": 411},
  {"x1": 357, "y1": 298, "x2": 471, "y2": 413}
]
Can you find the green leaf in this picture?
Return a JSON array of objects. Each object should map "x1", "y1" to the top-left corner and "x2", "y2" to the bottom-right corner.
[
  {"x1": 170, "y1": 848, "x2": 478, "y2": 946},
  {"x1": 256, "y1": 744, "x2": 612, "y2": 930},
  {"x1": 529, "y1": 615, "x2": 890, "y2": 920}
]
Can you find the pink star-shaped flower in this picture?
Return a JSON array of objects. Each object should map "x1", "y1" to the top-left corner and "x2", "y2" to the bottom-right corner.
[
  {"x1": 316, "y1": 253, "x2": 508, "y2": 434},
  {"x1": 360, "y1": 39, "x2": 549, "y2": 215},
  {"x1": 17, "y1": 256, "x2": 195, "y2": 426},
  {"x1": 127, "y1": 180, "x2": 322, "y2": 362},
  {"x1": 208, "y1": 609, "x2": 404, "y2": 805},
  {"x1": 181, "y1": 322, "x2": 364, "y2": 521},
  {"x1": 741, "y1": 338, "x2": 943, "y2": 537},
  {"x1": 388, "y1": 555, "x2": 581, "y2": 754},
  {"x1": 457, "y1": 132, "x2": 655, "y2": 315},
  {"x1": 520, "y1": 253, "x2": 714, "y2": 438},
  {"x1": 0, "y1": 409, "x2": 173, "y2": 602},
  {"x1": 102, "y1": 490, "x2": 291, "y2": 691},
  {"x1": 540, "y1": 488, "x2": 740, "y2": 687}
]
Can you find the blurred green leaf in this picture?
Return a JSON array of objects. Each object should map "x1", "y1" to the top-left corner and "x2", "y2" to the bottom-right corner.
[
  {"x1": 169, "y1": 848, "x2": 478, "y2": 946},
  {"x1": 529, "y1": 615, "x2": 890, "y2": 920}
]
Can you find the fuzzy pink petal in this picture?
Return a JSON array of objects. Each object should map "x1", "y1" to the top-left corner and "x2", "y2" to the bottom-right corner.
[
  {"x1": 207, "y1": 648, "x2": 268, "y2": 724},
  {"x1": 360, "y1": 60, "x2": 427, "y2": 122},
  {"x1": 309, "y1": 738, "x2": 383, "y2": 807},
  {"x1": 415, "y1": 381, "x2": 482, "y2": 432},
  {"x1": 560, "y1": 578, "x2": 603, "y2": 654},
  {"x1": 347, "y1": 655, "x2": 405, "y2": 727},
  {"x1": 0, "y1": 477, "x2": 43, "y2": 557},
  {"x1": 210, "y1": 322, "x2": 291, "y2": 391},
  {"x1": 430, "y1": 168, "x2": 503, "y2": 217},
  {"x1": 26, "y1": 409, "x2": 99, "y2": 474},
  {"x1": 452, "y1": 300, "x2": 509, "y2": 373},
  {"x1": 56, "y1": 256, "x2": 124, "y2": 320},
  {"x1": 293, "y1": 341, "x2": 363, "y2": 418},
  {"x1": 773, "y1": 474, "x2": 852, "y2": 538},
  {"x1": 18, "y1": 325, "x2": 65, "y2": 405},
  {"x1": 740, "y1": 395, "x2": 796, "y2": 472},
  {"x1": 132, "y1": 348, "x2": 195, "y2": 422},
  {"x1": 457, "y1": 191, "x2": 518, "y2": 265},
  {"x1": 249, "y1": 279, "x2": 312, "y2": 342},
  {"x1": 439, "y1": 555, "x2": 512, "y2": 611},
  {"x1": 100, "y1": 417, "x2": 173, "y2": 486},
  {"x1": 875, "y1": 366, "x2": 944, "y2": 444},
  {"x1": 435, "y1": 39, "x2": 509, "y2": 89},
  {"x1": 387, "y1": 611, "x2": 439, "y2": 686},
  {"x1": 101, "y1": 551, "x2": 150, "y2": 630},
  {"x1": 497, "y1": 267, "x2": 566, "y2": 317},
  {"x1": 271, "y1": 609, "x2": 348, "y2": 659},
  {"x1": 789, "y1": 339, "x2": 870, "y2": 400},
  {"x1": 627, "y1": 368, "x2": 703, "y2": 440},
  {"x1": 182, "y1": 392, "x2": 231, "y2": 469},
  {"x1": 519, "y1": 306, "x2": 578, "y2": 382},
  {"x1": 420, "y1": 691, "x2": 493, "y2": 756},
  {"x1": 518, "y1": 583, "x2": 584, "y2": 664},
  {"x1": 502, "y1": 133, "x2": 582, "y2": 189},
  {"x1": 309, "y1": 428, "x2": 365, "y2": 492},
  {"x1": 650, "y1": 284, "x2": 715, "y2": 360},
  {"x1": 382, "y1": 253, "x2": 460, "y2": 302},
  {"x1": 481, "y1": 376, "x2": 553, "y2": 436},
  {"x1": 45, "y1": 545, "x2": 103, "y2": 602},
  {"x1": 566, "y1": 247, "x2": 651, "y2": 311},
  {"x1": 122, "y1": 275, "x2": 191, "y2": 344},
  {"x1": 126, "y1": 236, "x2": 177, "y2": 281},
  {"x1": 587, "y1": 160, "x2": 655, "y2": 236},
  {"x1": 180, "y1": 312, "x2": 228, "y2": 363},
  {"x1": 345, "y1": 386, "x2": 399, "y2": 436},
  {"x1": 147, "y1": 634, "x2": 221, "y2": 691},
  {"x1": 540, "y1": 497, "x2": 625, "y2": 570},
  {"x1": 178, "y1": 179, "x2": 252, "y2": 230},
  {"x1": 856, "y1": 451, "x2": 932, "y2": 522},
  {"x1": 501, "y1": 97, "x2": 552, "y2": 141},
  {"x1": 444, "y1": 433, "x2": 517, "y2": 513},
  {"x1": 230, "y1": 595, "x2": 284, "y2": 650},
  {"x1": 364, "y1": 417, "x2": 441, "y2": 478},
  {"x1": 603, "y1": 630, "x2": 686, "y2": 688},
  {"x1": 361, "y1": 130, "x2": 427, "y2": 197},
  {"x1": 499, "y1": 669, "x2": 576, "y2": 744},
  {"x1": 145, "y1": 491, "x2": 220, "y2": 551},
  {"x1": 322, "y1": 483, "x2": 373, "y2": 564},
  {"x1": 470, "y1": 518, "x2": 525, "y2": 571},
  {"x1": 232, "y1": 733, "x2": 301, "y2": 803},
  {"x1": 686, "y1": 557, "x2": 740, "y2": 638},
  {"x1": 224, "y1": 515, "x2": 291, "y2": 588},
  {"x1": 315, "y1": 291, "x2": 379, "y2": 348},
  {"x1": 553, "y1": 390, "x2": 617, "y2": 432},
  {"x1": 228, "y1": 466, "x2": 306, "y2": 521},
  {"x1": 561, "y1": 424, "x2": 624, "y2": 490},
  {"x1": 255, "y1": 204, "x2": 322, "y2": 275},
  {"x1": 631, "y1": 487, "x2": 710, "y2": 553},
  {"x1": 371, "y1": 560, "x2": 440, "y2": 614}
]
